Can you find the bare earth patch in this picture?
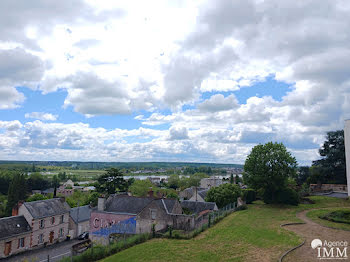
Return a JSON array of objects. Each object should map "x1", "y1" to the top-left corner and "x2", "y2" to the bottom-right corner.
[{"x1": 283, "y1": 209, "x2": 350, "y2": 262}]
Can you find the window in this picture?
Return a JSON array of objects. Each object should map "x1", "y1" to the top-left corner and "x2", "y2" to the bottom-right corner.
[
  {"x1": 60, "y1": 215, "x2": 64, "y2": 224},
  {"x1": 18, "y1": 237, "x2": 25, "y2": 248},
  {"x1": 150, "y1": 209, "x2": 157, "y2": 220},
  {"x1": 59, "y1": 228, "x2": 64, "y2": 237},
  {"x1": 51, "y1": 217, "x2": 55, "y2": 224},
  {"x1": 39, "y1": 219, "x2": 44, "y2": 229},
  {"x1": 38, "y1": 234, "x2": 44, "y2": 244}
]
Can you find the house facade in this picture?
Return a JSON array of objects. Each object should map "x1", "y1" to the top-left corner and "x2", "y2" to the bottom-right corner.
[
  {"x1": 0, "y1": 216, "x2": 32, "y2": 258},
  {"x1": 69, "y1": 205, "x2": 91, "y2": 238},
  {"x1": 90, "y1": 194, "x2": 190, "y2": 244},
  {"x1": 18, "y1": 198, "x2": 70, "y2": 247},
  {"x1": 200, "y1": 177, "x2": 224, "y2": 189}
]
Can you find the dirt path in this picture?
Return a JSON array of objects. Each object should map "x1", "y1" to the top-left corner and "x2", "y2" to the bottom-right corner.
[{"x1": 283, "y1": 209, "x2": 350, "y2": 262}]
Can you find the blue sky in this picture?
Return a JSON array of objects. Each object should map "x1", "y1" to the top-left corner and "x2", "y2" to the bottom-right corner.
[{"x1": 0, "y1": 0, "x2": 349, "y2": 165}]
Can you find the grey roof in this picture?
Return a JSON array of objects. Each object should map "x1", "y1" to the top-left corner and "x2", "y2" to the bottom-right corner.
[
  {"x1": 42, "y1": 188, "x2": 54, "y2": 194},
  {"x1": 70, "y1": 205, "x2": 91, "y2": 224},
  {"x1": 23, "y1": 198, "x2": 70, "y2": 219},
  {"x1": 0, "y1": 216, "x2": 31, "y2": 240},
  {"x1": 181, "y1": 200, "x2": 217, "y2": 214},
  {"x1": 162, "y1": 198, "x2": 177, "y2": 213},
  {"x1": 198, "y1": 189, "x2": 209, "y2": 200},
  {"x1": 105, "y1": 195, "x2": 153, "y2": 214}
]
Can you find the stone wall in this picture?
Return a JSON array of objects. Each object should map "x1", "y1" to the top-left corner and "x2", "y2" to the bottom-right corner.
[
  {"x1": 0, "y1": 233, "x2": 31, "y2": 258},
  {"x1": 310, "y1": 184, "x2": 348, "y2": 192},
  {"x1": 18, "y1": 205, "x2": 69, "y2": 247}
]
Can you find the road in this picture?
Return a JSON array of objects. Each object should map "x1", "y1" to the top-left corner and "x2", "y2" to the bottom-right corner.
[{"x1": 3, "y1": 239, "x2": 85, "y2": 262}]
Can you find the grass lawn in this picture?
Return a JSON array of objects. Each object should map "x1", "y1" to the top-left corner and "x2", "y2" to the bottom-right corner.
[
  {"x1": 306, "y1": 207, "x2": 350, "y2": 231},
  {"x1": 99, "y1": 196, "x2": 349, "y2": 262}
]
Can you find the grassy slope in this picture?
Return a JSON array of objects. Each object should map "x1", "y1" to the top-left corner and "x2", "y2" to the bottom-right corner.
[
  {"x1": 100, "y1": 196, "x2": 349, "y2": 262},
  {"x1": 306, "y1": 207, "x2": 350, "y2": 231}
]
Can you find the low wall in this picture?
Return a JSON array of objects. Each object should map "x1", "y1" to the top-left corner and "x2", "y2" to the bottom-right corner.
[{"x1": 310, "y1": 184, "x2": 348, "y2": 192}]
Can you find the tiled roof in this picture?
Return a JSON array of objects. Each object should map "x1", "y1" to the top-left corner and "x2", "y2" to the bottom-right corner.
[
  {"x1": 23, "y1": 198, "x2": 70, "y2": 219},
  {"x1": 70, "y1": 205, "x2": 91, "y2": 224},
  {"x1": 0, "y1": 216, "x2": 31, "y2": 240},
  {"x1": 180, "y1": 200, "x2": 217, "y2": 214},
  {"x1": 105, "y1": 195, "x2": 153, "y2": 214}
]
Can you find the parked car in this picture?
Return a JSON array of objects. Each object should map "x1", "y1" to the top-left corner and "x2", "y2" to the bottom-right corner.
[{"x1": 78, "y1": 232, "x2": 89, "y2": 240}]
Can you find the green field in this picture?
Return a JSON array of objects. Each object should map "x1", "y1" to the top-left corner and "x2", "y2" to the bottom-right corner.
[
  {"x1": 100, "y1": 196, "x2": 349, "y2": 262},
  {"x1": 306, "y1": 207, "x2": 350, "y2": 231}
]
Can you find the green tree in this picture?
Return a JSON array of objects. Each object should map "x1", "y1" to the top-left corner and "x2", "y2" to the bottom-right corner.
[
  {"x1": 87, "y1": 192, "x2": 100, "y2": 206},
  {"x1": 296, "y1": 166, "x2": 311, "y2": 185},
  {"x1": 26, "y1": 193, "x2": 48, "y2": 202},
  {"x1": 6, "y1": 173, "x2": 27, "y2": 216},
  {"x1": 26, "y1": 172, "x2": 49, "y2": 191},
  {"x1": 243, "y1": 142, "x2": 298, "y2": 205},
  {"x1": 129, "y1": 180, "x2": 154, "y2": 197},
  {"x1": 312, "y1": 130, "x2": 346, "y2": 184},
  {"x1": 205, "y1": 183, "x2": 241, "y2": 208},
  {"x1": 97, "y1": 168, "x2": 128, "y2": 194}
]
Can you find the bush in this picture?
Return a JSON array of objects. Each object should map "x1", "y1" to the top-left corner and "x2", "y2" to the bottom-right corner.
[
  {"x1": 263, "y1": 187, "x2": 299, "y2": 205},
  {"x1": 242, "y1": 189, "x2": 256, "y2": 204},
  {"x1": 235, "y1": 205, "x2": 248, "y2": 211}
]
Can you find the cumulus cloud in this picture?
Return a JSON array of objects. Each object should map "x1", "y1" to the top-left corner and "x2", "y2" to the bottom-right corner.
[
  {"x1": 25, "y1": 112, "x2": 58, "y2": 121},
  {"x1": 0, "y1": 86, "x2": 25, "y2": 109},
  {"x1": 169, "y1": 126, "x2": 189, "y2": 140},
  {"x1": 198, "y1": 94, "x2": 238, "y2": 112}
]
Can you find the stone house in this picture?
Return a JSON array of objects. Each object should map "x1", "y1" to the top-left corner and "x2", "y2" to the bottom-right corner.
[
  {"x1": 90, "y1": 194, "x2": 192, "y2": 244},
  {"x1": 17, "y1": 198, "x2": 70, "y2": 247},
  {"x1": 69, "y1": 205, "x2": 92, "y2": 238},
  {"x1": 180, "y1": 200, "x2": 218, "y2": 228},
  {"x1": 0, "y1": 216, "x2": 32, "y2": 258},
  {"x1": 200, "y1": 177, "x2": 224, "y2": 189},
  {"x1": 179, "y1": 187, "x2": 209, "y2": 202}
]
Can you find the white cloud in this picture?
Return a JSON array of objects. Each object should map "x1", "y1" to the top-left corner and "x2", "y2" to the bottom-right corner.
[
  {"x1": 25, "y1": 112, "x2": 58, "y2": 121},
  {"x1": 198, "y1": 94, "x2": 238, "y2": 112}
]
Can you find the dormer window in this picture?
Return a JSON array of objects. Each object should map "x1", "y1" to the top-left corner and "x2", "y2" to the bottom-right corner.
[{"x1": 39, "y1": 219, "x2": 44, "y2": 229}]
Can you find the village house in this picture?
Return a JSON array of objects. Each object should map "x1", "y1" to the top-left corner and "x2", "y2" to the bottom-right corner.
[
  {"x1": 90, "y1": 193, "x2": 195, "y2": 244},
  {"x1": 16, "y1": 198, "x2": 70, "y2": 247},
  {"x1": 69, "y1": 205, "x2": 92, "y2": 238},
  {"x1": 180, "y1": 200, "x2": 218, "y2": 228},
  {"x1": 200, "y1": 177, "x2": 224, "y2": 189},
  {"x1": 0, "y1": 216, "x2": 32, "y2": 258},
  {"x1": 179, "y1": 187, "x2": 209, "y2": 202}
]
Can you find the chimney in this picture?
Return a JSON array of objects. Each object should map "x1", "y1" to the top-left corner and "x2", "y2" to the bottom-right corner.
[
  {"x1": 148, "y1": 188, "x2": 154, "y2": 198},
  {"x1": 12, "y1": 200, "x2": 24, "y2": 216},
  {"x1": 98, "y1": 197, "x2": 106, "y2": 211}
]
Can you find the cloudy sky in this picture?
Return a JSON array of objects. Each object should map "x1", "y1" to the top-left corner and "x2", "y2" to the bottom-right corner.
[{"x1": 0, "y1": 0, "x2": 349, "y2": 165}]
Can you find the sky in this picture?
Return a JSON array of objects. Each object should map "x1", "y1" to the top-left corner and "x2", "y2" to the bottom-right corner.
[{"x1": 0, "y1": 0, "x2": 350, "y2": 165}]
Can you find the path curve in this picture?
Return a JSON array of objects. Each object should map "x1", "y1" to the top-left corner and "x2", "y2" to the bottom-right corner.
[{"x1": 282, "y1": 209, "x2": 350, "y2": 262}]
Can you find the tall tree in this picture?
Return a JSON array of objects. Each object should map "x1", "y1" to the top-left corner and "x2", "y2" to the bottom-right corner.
[
  {"x1": 6, "y1": 173, "x2": 27, "y2": 216},
  {"x1": 97, "y1": 168, "x2": 128, "y2": 194},
  {"x1": 312, "y1": 130, "x2": 346, "y2": 184},
  {"x1": 244, "y1": 142, "x2": 298, "y2": 204}
]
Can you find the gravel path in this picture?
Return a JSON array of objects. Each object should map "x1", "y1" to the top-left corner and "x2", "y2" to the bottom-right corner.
[{"x1": 283, "y1": 209, "x2": 350, "y2": 262}]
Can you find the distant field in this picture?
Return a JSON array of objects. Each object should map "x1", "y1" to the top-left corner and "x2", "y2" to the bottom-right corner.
[{"x1": 100, "y1": 196, "x2": 350, "y2": 262}]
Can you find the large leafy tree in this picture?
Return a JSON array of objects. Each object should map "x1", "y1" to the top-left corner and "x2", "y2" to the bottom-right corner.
[
  {"x1": 6, "y1": 173, "x2": 27, "y2": 216},
  {"x1": 205, "y1": 183, "x2": 241, "y2": 208},
  {"x1": 97, "y1": 168, "x2": 128, "y2": 194},
  {"x1": 312, "y1": 130, "x2": 346, "y2": 184},
  {"x1": 244, "y1": 142, "x2": 298, "y2": 204}
]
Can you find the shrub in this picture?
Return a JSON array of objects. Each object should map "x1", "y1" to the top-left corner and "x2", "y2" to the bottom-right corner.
[
  {"x1": 242, "y1": 189, "x2": 256, "y2": 204},
  {"x1": 276, "y1": 188, "x2": 300, "y2": 205},
  {"x1": 235, "y1": 205, "x2": 247, "y2": 211}
]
